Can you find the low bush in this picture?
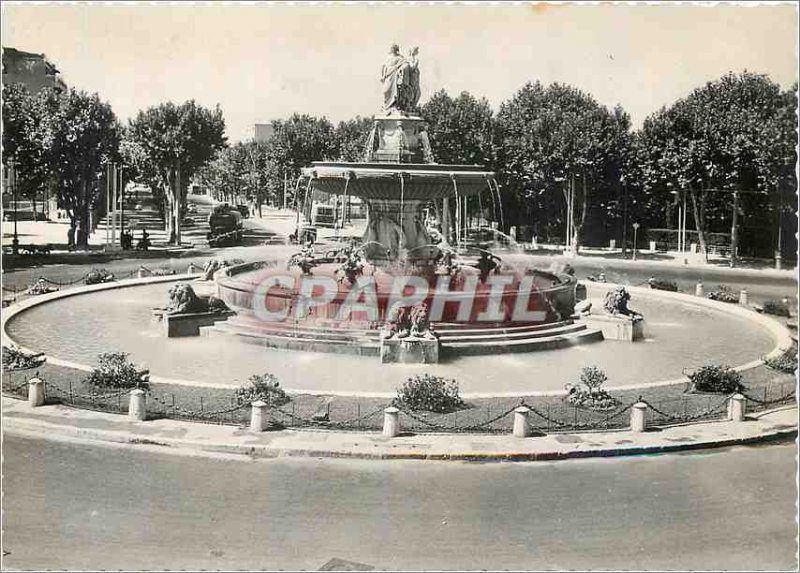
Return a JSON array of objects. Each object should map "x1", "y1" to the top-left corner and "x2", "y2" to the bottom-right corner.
[
  {"x1": 395, "y1": 373, "x2": 466, "y2": 413},
  {"x1": 85, "y1": 352, "x2": 149, "y2": 390},
  {"x1": 762, "y1": 299, "x2": 791, "y2": 317},
  {"x1": 2, "y1": 345, "x2": 46, "y2": 372},
  {"x1": 686, "y1": 364, "x2": 744, "y2": 394},
  {"x1": 85, "y1": 268, "x2": 115, "y2": 285},
  {"x1": 647, "y1": 277, "x2": 678, "y2": 292},
  {"x1": 764, "y1": 344, "x2": 798, "y2": 374},
  {"x1": 565, "y1": 366, "x2": 619, "y2": 410},
  {"x1": 235, "y1": 373, "x2": 290, "y2": 407},
  {"x1": 706, "y1": 285, "x2": 738, "y2": 304}
]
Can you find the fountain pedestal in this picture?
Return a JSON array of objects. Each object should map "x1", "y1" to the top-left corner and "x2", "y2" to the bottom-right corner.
[{"x1": 380, "y1": 335, "x2": 439, "y2": 364}]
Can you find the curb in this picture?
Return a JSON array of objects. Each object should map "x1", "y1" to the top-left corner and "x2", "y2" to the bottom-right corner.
[{"x1": 4, "y1": 403, "x2": 796, "y2": 463}]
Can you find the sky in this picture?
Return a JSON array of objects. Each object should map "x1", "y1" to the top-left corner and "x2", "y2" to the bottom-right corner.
[{"x1": 2, "y1": 2, "x2": 798, "y2": 142}]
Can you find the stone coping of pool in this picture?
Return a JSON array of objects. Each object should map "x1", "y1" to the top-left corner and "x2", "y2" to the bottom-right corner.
[{"x1": 2, "y1": 275, "x2": 794, "y2": 399}]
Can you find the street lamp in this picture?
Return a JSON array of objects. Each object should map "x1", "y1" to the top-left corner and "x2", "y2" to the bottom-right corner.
[{"x1": 632, "y1": 222, "x2": 640, "y2": 261}]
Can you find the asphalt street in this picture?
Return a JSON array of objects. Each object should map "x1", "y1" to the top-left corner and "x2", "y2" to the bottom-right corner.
[{"x1": 2, "y1": 434, "x2": 797, "y2": 571}]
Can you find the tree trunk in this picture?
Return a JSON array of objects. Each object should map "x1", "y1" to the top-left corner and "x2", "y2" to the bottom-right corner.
[
  {"x1": 688, "y1": 185, "x2": 708, "y2": 263},
  {"x1": 174, "y1": 162, "x2": 182, "y2": 246},
  {"x1": 573, "y1": 173, "x2": 589, "y2": 251}
]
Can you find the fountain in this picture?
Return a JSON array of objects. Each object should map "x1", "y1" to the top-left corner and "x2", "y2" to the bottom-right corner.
[{"x1": 207, "y1": 46, "x2": 602, "y2": 360}]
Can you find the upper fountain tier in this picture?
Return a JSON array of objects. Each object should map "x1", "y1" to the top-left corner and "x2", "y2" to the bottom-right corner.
[
  {"x1": 299, "y1": 45, "x2": 497, "y2": 261},
  {"x1": 300, "y1": 44, "x2": 495, "y2": 199}
]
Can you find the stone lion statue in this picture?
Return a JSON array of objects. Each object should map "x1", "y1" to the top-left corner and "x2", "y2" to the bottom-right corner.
[{"x1": 165, "y1": 283, "x2": 206, "y2": 315}]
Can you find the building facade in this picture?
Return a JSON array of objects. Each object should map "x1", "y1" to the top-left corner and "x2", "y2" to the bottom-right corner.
[{"x1": 2, "y1": 47, "x2": 67, "y2": 93}]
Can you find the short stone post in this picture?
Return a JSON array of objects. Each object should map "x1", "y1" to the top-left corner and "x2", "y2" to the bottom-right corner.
[
  {"x1": 250, "y1": 400, "x2": 269, "y2": 432},
  {"x1": 137, "y1": 266, "x2": 150, "y2": 279},
  {"x1": 728, "y1": 393, "x2": 746, "y2": 422},
  {"x1": 739, "y1": 288, "x2": 748, "y2": 305},
  {"x1": 695, "y1": 281, "x2": 704, "y2": 297},
  {"x1": 383, "y1": 406, "x2": 400, "y2": 438},
  {"x1": 630, "y1": 401, "x2": 648, "y2": 433},
  {"x1": 128, "y1": 389, "x2": 146, "y2": 421},
  {"x1": 512, "y1": 406, "x2": 532, "y2": 438},
  {"x1": 27, "y1": 377, "x2": 45, "y2": 407},
  {"x1": 187, "y1": 263, "x2": 200, "y2": 275}
]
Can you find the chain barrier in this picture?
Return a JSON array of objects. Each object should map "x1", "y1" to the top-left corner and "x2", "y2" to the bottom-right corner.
[
  {"x1": 1, "y1": 378, "x2": 31, "y2": 394},
  {"x1": 146, "y1": 392, "x2": 249, "y2": 422},
  {"x1": 4, "y1": 265, "x2": 176, "y2": 298},
  {"x1": 741, "y1": 390, "x2": 796, "y2": 406},
  {"x1": 324, "y1": 405, "x2": 389, "y2": 429},
  {"x1": 519, "y1": 400, "x2": 634, "y2": 431},
  {"x1": 642, "y1": 395, "x2": 730, "y2": 423},
  {"x1": 393, "y1": 403, "x2": 520, "y2": 433},
  {"x1": 44, "y1": 382, "x2": 129, "y2": 402}
]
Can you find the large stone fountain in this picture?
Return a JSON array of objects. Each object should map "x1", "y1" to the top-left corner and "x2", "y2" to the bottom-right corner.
[{"x1": 207, "y1": 45, "x2": 600, "y2": 360}]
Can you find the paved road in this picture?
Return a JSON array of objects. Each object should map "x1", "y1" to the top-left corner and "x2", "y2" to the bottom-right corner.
[{"x1": 2, "y1": 435, "x2": 796, "y2": 571}]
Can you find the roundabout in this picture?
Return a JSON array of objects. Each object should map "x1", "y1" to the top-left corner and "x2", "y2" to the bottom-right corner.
[{"x1": 2, "y1": 271, "x2": 791, "y2": 396}]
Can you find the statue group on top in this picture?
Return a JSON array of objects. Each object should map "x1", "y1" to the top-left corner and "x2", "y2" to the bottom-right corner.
[{"x1": 381, "y1": 44, "x2": 421, "y2": 114}]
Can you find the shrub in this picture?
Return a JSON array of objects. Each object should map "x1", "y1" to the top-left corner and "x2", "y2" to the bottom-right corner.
[
  {"x1": 565, "y1": 366, "x2": 618, "y2": 410},
  {"x1": 85, "y1": 352, "x2": 149, "y2": 390},
  {"x1": 85, "y1": 268, "x2": 115, "y2": 285},
  {"x1": 235, "y1": 373, "x2": 290, "y2": 407},
  {"x1": 706, "y1": 285, "x2": 738, "y2": 304},
  {"x1": 764, "y1": 344, "x2": 798, "y2": 374},
  {"x1": 2, "y1": 345, "x2": 46, "y2": 372},
  {"x1": 762, "y1": 299, "x2": 791, "y2": 318},
  {"x1": 647, "y1": 277, "x2": 678, "y2": 292},
  {"x1": 395, "y1": 373, "x2": 466, "y2": 413},
  {"x1": 686, "y1": 364, "x2": 744, "y2": 394}
]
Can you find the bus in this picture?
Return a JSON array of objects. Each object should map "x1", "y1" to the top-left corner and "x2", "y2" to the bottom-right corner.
[{"x1": 312, "y1": 204, "x2": 336, "y2": 228}]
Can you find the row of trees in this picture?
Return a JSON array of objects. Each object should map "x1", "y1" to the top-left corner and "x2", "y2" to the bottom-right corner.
[
  {"x1": 3, "y1": 84, "x2": 120, "y2": 246},
  {"x1": 2, "y1": 84, "x2": 227, "y2": 246},
  {"x1": 4, "y1": 70, "x2": 797, "y2": 258}
]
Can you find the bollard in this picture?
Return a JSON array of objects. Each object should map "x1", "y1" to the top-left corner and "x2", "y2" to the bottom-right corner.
[
  {"x1": 137, "y1": 266, "x2": 150, "y2": 279},
  {"x1": 728, "y1": 393, "x2": 746, "y2": 422},
  {"x1": 630, "y1": 402, "x2": 648, "y2": 433},
  {"x1": 739, "y1": 288, "x2": 748, "y2": 306},
  {"x1": 512, "y1": 406, "x2": 532, "y2": 438},
  {"x1": 695, "y1": 281, "x2": 704, "y2": 297},
  {"x1": 128, "y1": 389, "x2": 146, "y2": 421},
  {"x1": 383, "y1": 406, "x2": 400, "y2": 438},
  {"x1": 250, "y1": 400, "x2": 269, "y2": 432},
  {"x1": 187, "y1": 263, "x2": 200, "y2": 275},
  {"x1": 27, "y1": 377, "x2": 45, "y2": 407}
]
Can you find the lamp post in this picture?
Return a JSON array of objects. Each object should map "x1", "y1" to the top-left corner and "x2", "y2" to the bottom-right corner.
[
  {"x1": 9, "y1": 158, "x2": 19, "y2": 255},
  {"x1": 632, "y1": 222, "x2": 640, "y2": 261}
]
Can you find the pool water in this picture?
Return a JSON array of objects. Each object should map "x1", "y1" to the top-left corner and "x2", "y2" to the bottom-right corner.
[{"x1": 5, "y1": 281, "x2": 777, "y2": 395}]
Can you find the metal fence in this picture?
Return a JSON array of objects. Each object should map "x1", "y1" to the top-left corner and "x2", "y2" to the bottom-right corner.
[{"x1": 3, "y1": 374, "x2": 794, "y2": 435}]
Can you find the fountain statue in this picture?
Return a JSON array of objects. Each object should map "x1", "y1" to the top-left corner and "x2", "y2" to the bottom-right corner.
[{"x1": 207, "y1": 45, "x2": 595, "y2": 361}]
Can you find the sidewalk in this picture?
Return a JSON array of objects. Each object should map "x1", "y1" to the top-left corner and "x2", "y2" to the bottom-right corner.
[{"x1": 3, "y1": 396, "x2": 796, "y2": 462}]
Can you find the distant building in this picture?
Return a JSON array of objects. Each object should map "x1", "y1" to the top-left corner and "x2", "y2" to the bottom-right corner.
[
  {"x1": 2, "y1": 47, "x2": 67, "y2": 93},
  {"x1": 253, "y1": 123, "x2": 275, "y2": 144}
]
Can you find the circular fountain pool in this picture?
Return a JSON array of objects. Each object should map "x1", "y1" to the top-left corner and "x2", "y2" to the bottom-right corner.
[{"x1": 3, "y1": 280, "x2": 780, "y2": 396}]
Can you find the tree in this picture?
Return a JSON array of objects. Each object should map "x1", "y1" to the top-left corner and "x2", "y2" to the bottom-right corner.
[
  {"x1": 334, "y1": 116, "x2": 374, "y2": 162},
  {"x1": 637, "y1": 72, "x2": 797, "y2": 261},
  {"x1": 263, "y1": 114, "x2": 336, "y2": 210},
  {"x1": 421, "y1": 90, "x2": 494, "y2": 166},
  {"x1": 126, "y1": 101, "x2": 226, "y2": 243},
  {"x1": 495, "y1": 82, "x2": 632, "y2": 247},
  {"x1": 195, "y1": 143, "x2": 252, "y2": 204},
  {"x1": 2, "y1": 84, "x2": 60, "y2": 214},
  {"x1": 49, "y1": 89, "x2": 120, "y2": 247}
]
